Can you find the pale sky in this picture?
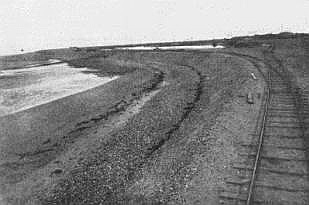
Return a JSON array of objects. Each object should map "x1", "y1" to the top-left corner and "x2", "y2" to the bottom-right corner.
[{"x1": 1, "y1": 0, "x2": 309, "y2": 56}]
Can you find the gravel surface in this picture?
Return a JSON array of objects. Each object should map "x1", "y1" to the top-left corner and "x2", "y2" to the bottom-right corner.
[{"x1": 1, "y1": 34, "x2": 308, "y2": 205}]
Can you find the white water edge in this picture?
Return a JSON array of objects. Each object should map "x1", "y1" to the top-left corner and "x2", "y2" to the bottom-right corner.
[
  {"x1": 0, "y1": 63, "x2": 118, "y2": 116},
  {"x1": 112, "y1": 45, "x2": 225, "y2": 50}
]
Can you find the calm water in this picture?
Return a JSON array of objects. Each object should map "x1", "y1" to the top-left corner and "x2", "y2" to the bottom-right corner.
[
  {"x1": 0, "y1": 63, "x2": 118, "y2": 116},
  {"x1": 114, "y1": 45, "x2": 225, "y2": 50}
]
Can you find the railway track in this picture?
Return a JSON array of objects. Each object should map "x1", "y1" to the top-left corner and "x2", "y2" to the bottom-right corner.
[{"x1": 219, "y1": 55, "x2": 309, "y2": 204}]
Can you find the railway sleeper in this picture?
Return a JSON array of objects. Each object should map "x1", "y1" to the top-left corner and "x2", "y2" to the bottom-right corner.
[
  {"x1": 267, "y1": 114, "x2": 299, "y2": 118},
  {"x1": 270, "y1": 94, "x2": 295, "y2": 97},
  {"x1": 270, "y1": 94, "x2": 297, "y2": 98},
  {"x1": 268, "y1": 103, "x2": 296, "y2": 107},
  {"x1": 266, "y1": 123, "x2": 304, "y2": 129},
  {"x1": 234, "y1": 157, "x2": 307, "y2": 174},
  {"x1": 265, "y1": 124, "x2": 303, "y2": 129},
  {"x1": 266, "y1": 114, "x2": 303, "y2": 119},
  {"x1": 258, "y1": 137, "x2": 303, "y2": 147},
  {"x1": 270, "y1": 100, "x2": 298, "y2": 105},
  {"x1": 269, "y1": 104, "x2": 297, "y2": 108},
  {"x1": 267, "y1": 113, "x2": 309, "y2": 118},
  {"x1": 267, "y1": 110, "x2": 300, "y2": 114},
  {"x1": 259, "y1": 158, "x2": 308, "y2": 175},
  {"x1": 240, "y1": 140, "x2": 305, "y2": 150},
  {"x1": 263, "y1": 134, "x2": 304, "y2": 139},
  {"x1": 240, "y1": 143, "x2": 306, "y2": 151},
  {"x1": 269, "y1": 98, "x2": 296, "y2": 102},
  {"x1": 219, "y1": 192, "x2": 250, "y2": 205},
  {"x1": 267, "y1": 120, "x2": 300, "y2": 125},
  {"x1": 241, "y1": 154, "x2": 308, "y2": 162},
  {"x1": 269, "y1": 99, "x2": 297, "y2": 103},
  {"x1": 271, "y1": 87, "x2": 294, "y2": 91},
  {"x1": 265, "y1": 127, "x2": 303, "y2": 136},
  {"x1": 268, "y1": 108, "x2": 299, "y2": 112},
  {"x1": 255, "y1": 174, "x2": 309, "y2": 192},
  {"x1": 233, "y1": 164, "x2": 308, "y2": 177},
  {"x1": 261, "y1": 147, "x2": 306, "y2": 159},
  {"x1": 268, "y1": 121, "x2": 309, "y2": 129},
  {"x1": 268, "y1": 108, "x2": 298, "y2": 112},
  {"x1": 270, "y1": 90, "x2": 292, "y2": 94},
  {"x1": 255, "y1": 184, "x2": 309, "y2": 194},
  {"x1": 270, "y1": 89, "x2": 291, "y2": 92},
  {"x1": 267, "y1": 118, "x2": 300, "y2": 123},
  {"x1": 269, "y1": 100, "x2": 297, "y2": 104},
  {"x1": 253, "y1": 186, "x2": 309, "y2": 205},
  {"x1": 270, "y1": 95, "x2": 297, "y2": 98}
]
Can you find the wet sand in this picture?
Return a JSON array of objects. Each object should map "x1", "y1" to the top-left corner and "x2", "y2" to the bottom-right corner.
[{"x1": 0, "y1": 63, "x2": 118, "y2": 116}]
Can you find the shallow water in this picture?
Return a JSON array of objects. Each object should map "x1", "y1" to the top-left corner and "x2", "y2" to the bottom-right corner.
[
  {"x1": 114, "y1": 45, "x2": 224, "y2": 50},
  {"x1": 159, "y1": 45, "x2": 225, "y2": 49},
  {"x1": 0, "y1": 63, "x2": 118, "y2": 116}
]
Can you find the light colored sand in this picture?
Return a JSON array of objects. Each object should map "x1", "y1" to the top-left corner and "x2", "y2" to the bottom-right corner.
[{"x1": 0, "y1": 63, "x2": 118, "y2": 116}]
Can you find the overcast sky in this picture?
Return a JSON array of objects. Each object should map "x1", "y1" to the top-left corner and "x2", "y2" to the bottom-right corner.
[{"x1": 1, "y1": 0, "x2": 309, "y2": 56}]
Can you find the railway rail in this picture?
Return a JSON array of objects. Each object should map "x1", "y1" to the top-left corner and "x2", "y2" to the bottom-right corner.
[{"x1": 219, "y1": 54, "x2": 309, "y2": 204}]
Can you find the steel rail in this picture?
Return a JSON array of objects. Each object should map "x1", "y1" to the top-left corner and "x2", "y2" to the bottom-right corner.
[{"x1": 246, "y1": 67, "x2": 271, "y2": 205}]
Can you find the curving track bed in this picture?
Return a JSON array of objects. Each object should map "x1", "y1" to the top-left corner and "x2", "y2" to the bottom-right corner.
[
  {"x1": 220, "y1": 53, "x2": 309, "y2": 204},
  {"x1": 2, "y1": 47, "x2": 309, "y2": 204}
]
